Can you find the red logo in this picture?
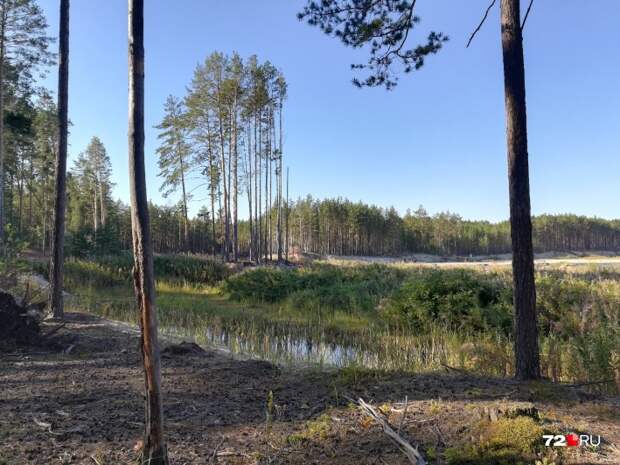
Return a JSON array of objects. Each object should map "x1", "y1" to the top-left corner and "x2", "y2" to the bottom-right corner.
[{"x1": 566, "y1": 434, "x2": 579, "y2": 447}]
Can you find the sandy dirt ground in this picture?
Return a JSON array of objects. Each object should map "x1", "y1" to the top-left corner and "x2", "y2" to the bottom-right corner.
[
  {"x1": 324, "y1": 251, "x2": 620, "y2": 268},
  {"x1": 1, "y1": 313, "x2": 619, "y2": 465}
]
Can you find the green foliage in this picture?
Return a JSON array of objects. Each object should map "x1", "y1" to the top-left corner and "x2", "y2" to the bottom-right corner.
[
  {"x1": 67, "y1": 225, "x2": 121, "y2": 258},
  {"x1": 153, "y1": 255, "x2": 230, "y2": 285},
  {"x1": 299, "y1": 1, "x2": 447, "y2": 89},
  {"x1": 62, "y1": 258, "x2": 620, "y2": 392},
  {"x1": 224, "y1": 267, "x2": 301, "y2": 302},
  {"x1": 384, "y1": 269, "x2": 513, "y2": 334},
  {"x1": 224, "y1": 263, "x2": 405, "y2": 306},
  {"x1": 287, "y1": 413, "x2": 332, "y2": 444},
  {"x1": 55, "y1": 254, "x2": 230, "y2": 291},
  {"x1": 445, "y1": 416, "x2": 544, "y2": 465}
]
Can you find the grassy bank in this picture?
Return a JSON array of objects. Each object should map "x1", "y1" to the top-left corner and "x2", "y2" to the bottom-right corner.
[{"x1": 29, "y1": 255, "x2": 620, "y2": 391}]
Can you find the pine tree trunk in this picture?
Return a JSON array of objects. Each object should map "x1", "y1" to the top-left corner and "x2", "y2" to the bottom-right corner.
[
  {"x1": 254, "y1": 113, "x2": 259, "y2": 262},
  {"x1": 500, "y1": 0, "x2": 540, "y2": 380},
  {"x1": 99, "y1": 185, "x2": 106, "y2": 227},
  {"x1": 285, "y1": 167, "x2": 289, "y2": 262},
  {"x1": 232, "y1": 101, "x2": 238, "y2": 261},
  {"x1": 217, "y1": 106, "x2": 229, "y2": 261},
  {"x1": 128, "y1": 1, "x2": 168, "y2": 463},
  {"x1": 93, "y1": 185, "x2": 99, "y2": 232},
  {"x1": 0, "y1": 8, "x2": 6, "y2": 248},
  {"x1": 277, "y1": 102, "x2": 283, "y2": 262},
  {"x1": 246, "y1": 123, "x2": 253, "y2": 262},
  {"x1": 49, "y1": 0, "x2": 70, "y2": 320},
  {"x1": 210, "y1": 180, "x2": 216, "y2": 257},
  {"x1": 179, "y1": 156, "x2": 189, "y2": 251},
  {"x1": 258, "y1": 114, "x2": 262, "y2": 262}
]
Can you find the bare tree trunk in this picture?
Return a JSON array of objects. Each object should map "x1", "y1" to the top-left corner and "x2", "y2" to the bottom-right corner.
[
  {"x1": 93, "y1": 183, "x2": 99, "y2": 232},
  {"x1": 254, "y1": 113, "x2": 259, "y2": 262},
  {"x1": 285, "y1": 166, "x2": 289, "y2": 262},
  {"x1": 258, "y1": 113, "x2": 262, "y2": 262},
  {"x1": 217, "y1": 110, "x2": 229, "y2": 261},
  {"x1": 179, "y1": 155, "x2": 189, "y2": 251},
  {"x1": 232, "y1": 100, "x2": 238, "y2": 261},
  {"x1": 500, "y1": 0, "x2": 540, "y2": 380},
  {"x1": 49, "y1": 0, "x2": 70, "y2": 320},
  {"x1": 0, "y1": 7, "x2": 6, "y2": 248},
  {"x1": 99, "y1": 184, "x2": 106, "y2": 228},
  {"x1": 128, "y1": 1, "x2": 168, "y2": 463},
  {"x1": 267, "y1": 108, "x2": 273, "y2": 261},
  {"x1": 246, "y1": 122, "x2": 253, "y2": 262},
  {"x1": 210, "y1": 180, "x2": 216, "y2": 257},
  {"x1": 277, "y1": 101, "x2": 283, "y2": 262},
  {"x1": 17, "y1": 158, "x2": 24, "y2": 233},
  {"x1": 264, "y1": 124, "x2": 269, "y2": 262}
]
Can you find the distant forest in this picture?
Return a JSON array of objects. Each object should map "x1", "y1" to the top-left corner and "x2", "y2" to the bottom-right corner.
[
  {"x1": 16, "y1": 186, "x2": 620, "y2": 257},
  {"x1": 4, "y1": 46, "x2": 619, "y2": 259},
  {"x1": 4, "y1": 92, "x2": 619, "y2": 258}
]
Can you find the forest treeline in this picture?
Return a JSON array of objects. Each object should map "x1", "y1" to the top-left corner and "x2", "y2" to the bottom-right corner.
[
  {"x1": 5, "y1": 92, "x2": 620, "y2": 258},
  {"x1": 25, "y1": 187, "x2": 620, "y2": 258},
  {"x1": 3, "y1": 2, "x2": 619, "y2": 262}
]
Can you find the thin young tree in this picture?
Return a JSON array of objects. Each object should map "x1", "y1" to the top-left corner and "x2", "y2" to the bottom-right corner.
[
  {"x1": 299, "y1": 0, "x2": 541, "y2": 380},
  {"x1": 128, "y1": 0, "x2": 168, "y2": 463},
  {"x1": 49, "y1": 0, "x2": 69, "y2": 320},
  {"x1": 155, "y1": 95, "x2": 192, "y2": 251}
]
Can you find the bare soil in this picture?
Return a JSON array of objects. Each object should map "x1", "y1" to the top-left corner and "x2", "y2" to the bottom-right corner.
[{"x1": 1, "y1": 313, "x2": 619, "y2": 465}]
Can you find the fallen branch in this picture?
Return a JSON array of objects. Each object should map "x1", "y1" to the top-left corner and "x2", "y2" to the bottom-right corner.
[
  {"x1": 32, "y1": 417, "x2": 63, "y2": 436},
  {"x1": 355, "y1": 397, "x2": 426, "y2": 465},
  {"x1": 209, "y1": 437, "x2": 225, "y2": 464},
  {"x1": 440, "y1": 363, "x2": 468, "y2": 375},
  {"x1": 42, "y1": 323, "x2": 66, "y2": 340},
  {"x1": 398, "y1": 395, "x2": 408, "y2": 434}
]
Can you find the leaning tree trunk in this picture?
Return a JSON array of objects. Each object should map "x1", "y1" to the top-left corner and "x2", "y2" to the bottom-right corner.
[
  {"x1": 128, "y1": 1, "x2": 169, "y2": 463},
  {"x1": 500, "y1": 0, "x2": 540, "y2": 380},
  {"x1": 49, "y1": 0, "x2": 70, "y2": 320}
]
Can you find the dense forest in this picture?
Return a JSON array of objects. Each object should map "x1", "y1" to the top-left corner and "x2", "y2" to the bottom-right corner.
[{"x1": 5, "y1": 93, "x2": 620, "y2": 259}]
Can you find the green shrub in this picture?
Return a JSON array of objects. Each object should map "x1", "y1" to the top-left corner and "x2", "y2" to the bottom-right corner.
[
  {"x1": 286, "y1": 282, "x2": 375, "y2": 315},
  {"x1": 225, "y1": 267, "x2": 301, "y2": 302},
  {"x1": 152, "y1": 255, "x2": 229, "y2": 284},
  {"x1": 224, "y1": 263, "x2": 407, "y2": 309},
  {"x1": 384, "y1": 269, "x2": 512, "y2": 334},
  {"x1": 60, "y1": 254, "x2": 228, "y2": 291}
]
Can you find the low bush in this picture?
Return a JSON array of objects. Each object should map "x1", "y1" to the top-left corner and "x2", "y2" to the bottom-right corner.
[{"x1": 383, "y1": 269, "x2": 513, "y2": 334}]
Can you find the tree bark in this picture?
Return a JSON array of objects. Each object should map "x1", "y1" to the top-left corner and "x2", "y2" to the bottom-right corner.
[
  {"x1": 49, "y1": 0, "x2": 70, "y2": 320},
  {"x1": 500, "y1": 0, "x2": 540, "y2": 380},
  {"x1": 285, "y1": 166, "x2": 289, "y2": 261},
  {"x1": 232, "y1": 97, "x2": 238, "y2": 261},
  {"x1": 0, "y1": 5, "x2": 7, "y2": 248},
  {"x1": 277, "y1": 101, "x2": 283, "y2": 262},
  {"x1": 128, "y1": 1, "x2": 169, "y2": 463},
  {"x1": 179, "y1": 154, "x2": 189, "y2": 251}
]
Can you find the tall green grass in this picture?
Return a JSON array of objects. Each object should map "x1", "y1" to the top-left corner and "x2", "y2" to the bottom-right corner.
[{"x1": 59, "y1": 258, "x2": 620, "y2": 391}]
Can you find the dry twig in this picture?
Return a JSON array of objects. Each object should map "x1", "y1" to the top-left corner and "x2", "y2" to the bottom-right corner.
[{"x1": 354, "y1": 397, "x2": 427, "y2": 465}]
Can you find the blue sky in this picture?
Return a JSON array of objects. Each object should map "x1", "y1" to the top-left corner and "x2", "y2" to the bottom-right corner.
[{"x1": 37, "y1": 0, "x2": 620, "y2": 221}]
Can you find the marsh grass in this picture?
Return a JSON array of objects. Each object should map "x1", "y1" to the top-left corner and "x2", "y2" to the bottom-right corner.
[{"x1": 59, "y1": 257, "x2": 620, "y2": 391}]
